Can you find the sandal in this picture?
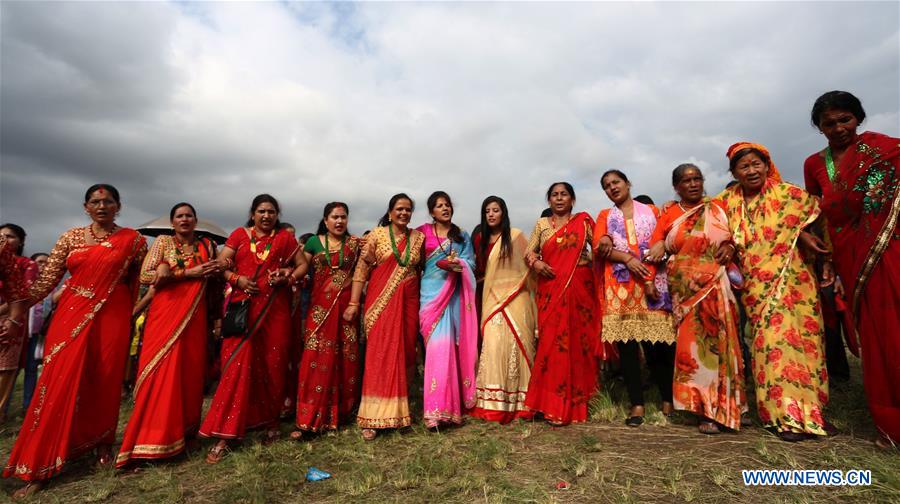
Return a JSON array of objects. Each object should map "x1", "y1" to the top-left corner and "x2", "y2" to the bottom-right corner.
[
  {"x1": 625, "y1": 416, "x2": 644, "y2": 427},
  {"x1": 12, "y1": 481, "x2": 45, "y2": 500},
  {"x1": 205, "y1": 443, "x2": 228, "y2": 465},
  {"x1": 96, "y1": 446, "x2": 114, "y2": 468},
  {"x1": 740, "y1": 413, "x2": 752, "y2": 427},
  {"x1": 289, "y1": 430, "x2": 304, "y2": 441},
  {"x1": 361, "y1": 429, "x2": 377, "y2": 441},
  {"x1": 698, "y1": 421, "x2": 721, "y2": 435}
]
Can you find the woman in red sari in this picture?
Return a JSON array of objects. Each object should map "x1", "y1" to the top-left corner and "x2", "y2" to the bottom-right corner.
[
  {"x1": 345, "y1": 194, "x2": 424, "y2": 441},
  {"x1": 0, "y1": 236, "x2": 29, "y2": 383},
  {"x1": 200, "y1": 194, "x2": 302, "y2": 463},
  {"x1": 4, "y1": 184, "x2": 147, "y2": 498},
  {"x1": 524, "y1": 182, "x2": 600, "y2": 426},
  {"x1": 0, "y1": 224, "x2": 38, "y2": 420},
  {"x1": 806, "y1": 91, "x2": 900, "y2": 447},
  {"x1": 116, "y1": 203, "x2": 222, "y2": 468},
  {"x1": 290, "y1": 202, "x2": 362, "y2": 438}
]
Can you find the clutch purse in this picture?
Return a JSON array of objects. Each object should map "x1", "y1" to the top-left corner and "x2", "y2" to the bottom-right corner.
[{"x1": 222, "y1": 299, "x2": 249, "y2": 337}]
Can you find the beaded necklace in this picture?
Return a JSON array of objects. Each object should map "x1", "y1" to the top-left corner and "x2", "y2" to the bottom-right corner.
[
  {"x1": 87, "y1": 224, "x2": 117, "y2": 244},
  {"x1": 249, "y1": 227, "x2": 275, "y2": 264},
  {"x1": 389, "y1": 224, "x2": 411, "y2": 267},
  {"x1": 173, "y1": 235, "x2": 202, "y2": 269},
  {"x1": 324, "y1": 233, "x2": 346, "y2": 270}
]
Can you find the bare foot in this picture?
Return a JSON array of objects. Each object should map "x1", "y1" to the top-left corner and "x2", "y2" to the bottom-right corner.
[
  {"x1": 661, "y1": 401, "x2": 674, "y2": 417},
  {"x1": 874, "y1": 435, "x2": 896, "y2": 450},
  {"x1": 12, "y1": 481, "x2": 45, "y2": 500},
  {"x1": 361, "y1": 428, "x2": 377, "y2": 441}
]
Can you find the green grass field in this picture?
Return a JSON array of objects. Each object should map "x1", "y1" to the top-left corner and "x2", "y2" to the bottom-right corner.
[{"x1": 0, "y1": 357, "x2": 897, "y2": 503}]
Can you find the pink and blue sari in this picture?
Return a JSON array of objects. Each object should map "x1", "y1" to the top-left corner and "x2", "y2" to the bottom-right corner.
[{"x1": 417, "y1": 224, "x2": 479, "y2": 427}]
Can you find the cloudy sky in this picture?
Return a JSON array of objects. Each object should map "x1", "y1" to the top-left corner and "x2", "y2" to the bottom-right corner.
[{"x1": 1, "y1": 1, "x2": 898, "y2": 254}]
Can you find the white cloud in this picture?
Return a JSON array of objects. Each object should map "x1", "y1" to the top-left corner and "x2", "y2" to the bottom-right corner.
[{"x1": 2, "y1": 1, "x2": 897, "y2": 254}]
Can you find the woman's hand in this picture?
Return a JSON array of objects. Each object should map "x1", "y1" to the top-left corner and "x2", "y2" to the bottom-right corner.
[
  {"x1": 645, "y1": 281, "x2": 660, "y2": 302},
  {"x1": 532, "y1": 260, "x2": 556, "y2": 279},
  {"x1": 834, "y1": 275, "x2": 844, "y2": 298},
  {"x1": 437, "y1": 258, "x2": 463, "y2": 273},
  {"x1": 236, "y1": 275, "x2": 260, "y2": 295},
  {"x1": 645, "y1": 242, "x2": 666, "y2": 263},
  {"x1": 798, "y1": 231, "x2": 829, "y2": 256},
  {"x1": 820, "y1": 261, "x2": 836, "y2": 288},
  {"x1": 714, "y1": 242, "x2": 736, "y2": 265},
  {"x1": 0, "y1": 319, "x2": 19, "y2": 345},
  {"x1": 595, "y1": 236, "x2": 614, "y2": 259},
  {"x1": 155, "y1": 264, "x2": 172, "y2": 285},
  {"x1": 342, "y1": 305, "x2": 359, "y2": 322},
  {"x1": 625, "y1": 256, "x2": 651, "y2": 279}
]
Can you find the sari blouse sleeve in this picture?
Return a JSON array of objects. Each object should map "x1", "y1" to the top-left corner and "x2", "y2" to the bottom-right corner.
[
  {"x1": 29, "y1": 228, "x2": 79, "y2": 303},
  {"x1": 140, "y1": 235, "x2": 173, "y2": 285},
  {"x1": 803, "y1": 153, "x2": 824, "y2": 197},
  {"x1": 0, "y1": 241, "x2": 28, "y2": 302},
  {"x1": 526, "y1": 219, "x2": 544, "y2": 254},
  {"x1": 592, "y1": 210, "x2": 609, "y2": 249},
  {"x1": 352, "y1": 230, "x2": 378, "y2": 283}
]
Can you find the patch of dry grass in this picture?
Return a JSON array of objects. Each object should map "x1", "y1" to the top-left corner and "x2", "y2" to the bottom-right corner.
[{"x1": 0, "y1": 358, "x2": 897, "y2": 503}]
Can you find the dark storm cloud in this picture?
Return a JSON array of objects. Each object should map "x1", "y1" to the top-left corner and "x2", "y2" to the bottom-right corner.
[{"x1": 1, "y1": 1, "x2": 897, "y2": 255}]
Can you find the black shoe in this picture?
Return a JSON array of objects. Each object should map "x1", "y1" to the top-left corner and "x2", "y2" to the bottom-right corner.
[
  {"x1": 625, "y1": 416, "x2": 644, "y2": 427},
  {"x1": 778, "y1": 431, "x2": 806, "y2": 442}
]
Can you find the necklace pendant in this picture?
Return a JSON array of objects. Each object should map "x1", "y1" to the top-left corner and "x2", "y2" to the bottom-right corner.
[{"x1": 556, "y1": 236, "x2": 564, "y2": 244}]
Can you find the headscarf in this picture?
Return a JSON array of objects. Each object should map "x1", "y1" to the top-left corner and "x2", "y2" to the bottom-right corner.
[{"x1": 726, "y1": 141, "x2": 783, "y2": 183}]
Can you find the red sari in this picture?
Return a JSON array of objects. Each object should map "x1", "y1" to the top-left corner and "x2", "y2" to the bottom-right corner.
[
  {"x1": 116, "y1": 236, "x2": 215, "y2": 467},
  {"x1": 811, "y1": 131, "x2": 900, "y2": 442},
  {"x1": 4, "y1": 227, "x2": 146, "y2": 482},
  {"x1": 294, "y1": 235, "x2": 362, "y2": 432},
  {"x1": 524, "y1": 213, "x2": 600, "y2": 425},
  {"x1": 199, "y1": 228, "x2": 297, "y2": 439},
  {"x1": 353, "y1": 226, "x2": 424, "y2": 429}
]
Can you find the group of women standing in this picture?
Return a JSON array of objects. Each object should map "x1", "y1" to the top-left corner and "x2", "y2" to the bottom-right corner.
[{"x1": 0, "y1": 90, "x2": 896, "y2": 498}]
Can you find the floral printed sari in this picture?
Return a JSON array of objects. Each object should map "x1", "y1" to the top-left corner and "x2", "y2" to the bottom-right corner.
[
  {"x1": 659, "y1": 201, "x2": 746, "y2": 430},
  {"x1": 524, "y1": 212, "x2": 599, "y2": 424},
  {"x1": 716, "y1": 180, "x2": 828, "y2": 435},
  {"x1": 295, "y1": 235, "x2": 361, "y2": 432}
]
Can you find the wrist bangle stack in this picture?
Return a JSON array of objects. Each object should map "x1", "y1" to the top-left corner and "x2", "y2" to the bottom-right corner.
[{"x1": 8, "y1": 318, "x2": 23, "y2": 327}]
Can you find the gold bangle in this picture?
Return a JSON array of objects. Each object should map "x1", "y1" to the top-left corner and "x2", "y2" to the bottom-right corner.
[{"x1": 348, "y1": 302, "x2": 360, "y2": 307}]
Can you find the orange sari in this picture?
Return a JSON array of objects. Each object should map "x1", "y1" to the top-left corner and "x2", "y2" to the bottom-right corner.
[
  {"x1": 4, "y1": 228, "x2": 146, "y2": 482},
  {"x1": 657, "y1": 201, "x2": 746, "y2": 430},
  {"x1": 116, "y1": 236, "x2": 214, "y2": 467}
]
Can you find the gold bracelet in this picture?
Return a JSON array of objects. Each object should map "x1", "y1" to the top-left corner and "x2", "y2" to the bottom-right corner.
[{"x1": 348, "y1": 302, "x2": 360, "y2": 307}]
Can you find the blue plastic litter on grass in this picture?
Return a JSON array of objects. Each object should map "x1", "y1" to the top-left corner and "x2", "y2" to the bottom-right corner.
[{"x1": 306, "y1": 467, "x2": 331, "y2": 481}]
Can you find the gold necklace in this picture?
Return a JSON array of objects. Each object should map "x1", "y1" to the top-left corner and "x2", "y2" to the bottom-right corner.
[{"x1": 87, "y1": 224, "x2": 116, "y2": 244}]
